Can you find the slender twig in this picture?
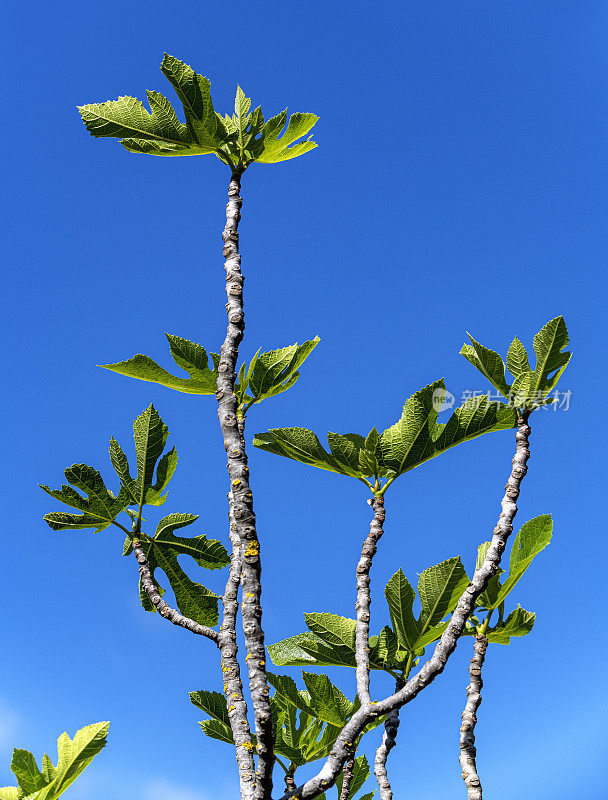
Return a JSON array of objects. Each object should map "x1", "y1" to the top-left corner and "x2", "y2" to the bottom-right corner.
[
  {"x1": 276, "y1": 414, "x2": 532, "y2": 800},
  {"x1": 355, "y1": 497, "x2": 386, "y2": 705},
  {"x1": 132, "y1": 541, "x2": 220, "y2": 644},
  {"x1": 339, "y1": 756, "x2": 355, "y2": 800},
  {"x1": 374, "y1": 677, "x2": 405, "y2": 799},
  {"x1": 215, "y1": 171, "x2": 274, "y2": 800},
  {"x1": 459, "y1": 635, "x2": 489, "y2": 800}
]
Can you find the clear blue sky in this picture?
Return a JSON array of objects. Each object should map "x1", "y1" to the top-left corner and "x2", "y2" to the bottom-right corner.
[{"x1": 3, "y1": 2, "x2": 607, "y2": 798}]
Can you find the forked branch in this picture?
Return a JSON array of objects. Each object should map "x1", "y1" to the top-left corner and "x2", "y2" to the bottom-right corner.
[
  {"x1": 133, "y1": 541, "x2": 220, "y2": 644},
  {"x1": 277, "y1": 414, "x2": 532, "y2": 800}
]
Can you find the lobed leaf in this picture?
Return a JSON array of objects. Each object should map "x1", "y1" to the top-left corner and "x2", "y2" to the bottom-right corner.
[
  {"x1": 138, "y1": 513, "x2": 227, "y2": 625},
  {"x1": 41, "y1": 465, "x2": 130, "y2": 533},
  {"x1": 2, "y1": 723, "x2": 108, "y2": 800},
  {"x1": 102, "y1": 334, "x2": 220, "y2": 395}
]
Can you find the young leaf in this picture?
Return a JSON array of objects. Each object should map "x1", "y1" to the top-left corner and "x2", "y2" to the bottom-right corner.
[
  {"x1": 239, "y1": 338, "x2": 320, "y2": 409},
  {"x1": 102, "y1": 334, "x2": 220, "y2": 395},
  {"x1": 2, "y1": 723, "x2": 108, "y2": 800},
  {"x1": 460, "y1": 335, "x2": 511, "y2": 397},
  {"x1": 129, "y1": 405, "x2": 177, "y2": 507},
  {"x1": 138, "y1": 513, "x2": 227, "y2": 625},
  {"x1": 40, "y1": 465, "x2": 130, "y2": 533},
  {"x1": 256, "y1": 110, "x2": 319, "y2": 163},
  {"x1": 506, "y1": 337, "x2": 531, "y2": 379},
  {"x1": 486, "y1": 605, "x2": 535, "y2": 644},
  {"x1": 384, "y1": 570, "x2": 420, "y2": 650},
  {"x1": 529, "y1": 316, "x2": 571, "y2": 403}
]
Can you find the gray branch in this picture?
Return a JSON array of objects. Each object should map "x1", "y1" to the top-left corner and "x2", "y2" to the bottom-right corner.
[
  {"x1": 216, "y1": 172, "x2": 274, "y2": 800},
  {"x1": 355, "y1": 497, "x2": 386, "y2": 705},
  {"x1": 339, "y1": 757, "x2": 355, "y2": 800},
  {"x1": 374, "y1": 679, "x2": 404, "y2": 800},
  {"x1": 275, "y1": 415, "x2": 532, "y2": 800},
  {"x1": 132, "y1": 541, "x2": 219, "y2": 644},
  {"x1": 459, "y1": 635, "x2": 488, "y2": 800}
]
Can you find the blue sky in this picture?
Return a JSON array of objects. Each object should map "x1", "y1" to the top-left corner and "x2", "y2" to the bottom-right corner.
[{"x1": 3, "y1": 1, "x2": 607, "y2": 798}]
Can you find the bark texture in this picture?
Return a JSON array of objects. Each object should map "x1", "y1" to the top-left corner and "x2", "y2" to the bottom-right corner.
[
  {"x1": 132, "y1": 541, "x2": 219, "y2": 644},
  {"x1": 355, "y1": 497, "x2": 386, "y2": 705},
  {"x1": 459, "y1": 636, "x2": 488, "y2": 800},
  {"x1": 374, "y1": 679, "x2": 404, "y2": 800},
  {"x1": 277, "y1": 416, "x2": 532, "y2": 800},
  {"x1": 215, "y1": 173, "x2": 274, "y2": 800}
]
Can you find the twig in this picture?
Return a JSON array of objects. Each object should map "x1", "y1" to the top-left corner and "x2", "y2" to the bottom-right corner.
[
  {"x1": 276, "y1": 414, "x2": 532, "y2": 800},
  {"x1": 215, "y1": 171, "x2": 274, "y2": 800},
  {"x1": 339, "y1": 756, "x2": 355, "y2": 800},
  {"x1": 355, "y1": 497, "x2": 386, "y2": 705},
  {"x1": 374, "y1": 678, "x2": 404, "y2": 799},
  {"x1": 133, "y1": 541, "x2": 219, "y2": 644},
  {"x1": 459, "y1": 635, "x2": 489, "y2": 800}
]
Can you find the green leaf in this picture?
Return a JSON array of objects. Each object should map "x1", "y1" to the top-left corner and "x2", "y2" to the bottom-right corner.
[
  {"x1": 301, "y1": 673, "x2": 353, "y2": 727},
  {"x1": 139, "y1": 513, "x2": 226, "y2": 625},
  {"x1": 491, "y1": 515, "x2": 553, "y2": 608},
  {"x1": 129, "y1": 405, "x2": 177, "y2": 507},
  {"x1": 199, "y1": 719, "x2": 234, "y2": 745},
  {"x1": 460, "y1": 335, "x2": 511, "y2": 397},
  {"x1": 384, "y1": 570, "x2": 420, "y2": 650},
  {"x1": 41, "y1": 465, "x2": 130, "y2": 533},
  {"x1": 189, "y1": 691, "x2": 230, "y2": 726},
  {"x1": 3, "y1": 723, "x2": 108, "y2": 800},
  {"x1": 418, "y1": 557, "x2": 470, "y2": 636},
  {"x1": 240, "y1": 338, "x2": 320, "y2": 408},
  {"x1": 10, "y1": 749, "x2": 48, "y2": 796},
  {"x1": 529, "y1": 317, "x2": 571, "y2": 404},
  {"x1": 373, "y1": 626, "x2": 399, "y2": 668},
  {"x1": 78, "y1": 92, "x2": 192, "y2": 147},
  {"x1": 253, "y1": 428, "x2": 344, "y2": 476},
  {"x1": 102, "y1": 334, "x2": 220, "y2": 395},
  {"x1": 267, "y1": 673, "x2": 314, "y2": 716},
  {"x1": 256, "y1": 110, "x2": 319, "y2": 163},
  {"x1": 506, "y1": 337, "x2": 531, "y2": 379},
  {"x1": 160, "y1": 53, "x2": 224, "y2": 150},
  {"x1": 486, "y1": 605, "x2": 535, "y2": 644}
]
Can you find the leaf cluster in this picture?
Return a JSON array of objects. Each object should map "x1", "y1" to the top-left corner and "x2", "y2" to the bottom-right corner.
[
  {"x1": 40, "y1": 406, "x2": 229, "y2": 626},
  {"x1": 0, "y1": 722, "x2": 108, "y2": 800},
  {"x1": 254, "y1": 382, "x2": 517, "y2": 492},
  {"x1": 461, "y1": 316, "x2": 571, "y2": 411},
  {"x1": 102, "y1": 335, "x2": 319, "y2": 418},
  {"x1": 191, "y1": 677, "x2": 377, "y2": 797},
  {"x1": 466, "y1": 515, "x2": 553, "y2": 644},
  {"x1": 78, "y1": 54, "x2": 319, "y2": 171}
]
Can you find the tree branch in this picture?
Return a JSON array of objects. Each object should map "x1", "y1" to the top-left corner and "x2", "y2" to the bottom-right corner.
[
  {"x1": 339, "y1": 756, "x2": 355, "y2": 800},
  {"x1": 132, "y1": 541, "x2": 219, "y2": 644},
  {"x1": 374, "y1": 678, "x2": 404, "y2": 800},
  {"x1": 215, "y1": 171, "x2": 274, "y2": 800},
  {"x1": 459, "y1": 635, "x2": 488, "y2": 800},
  {"x1": 276, "y1": 414, "x2": 532, "y2": 800},
  {"x1": 355, "y1": 497, "x2": 386, "y2": 705}
]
